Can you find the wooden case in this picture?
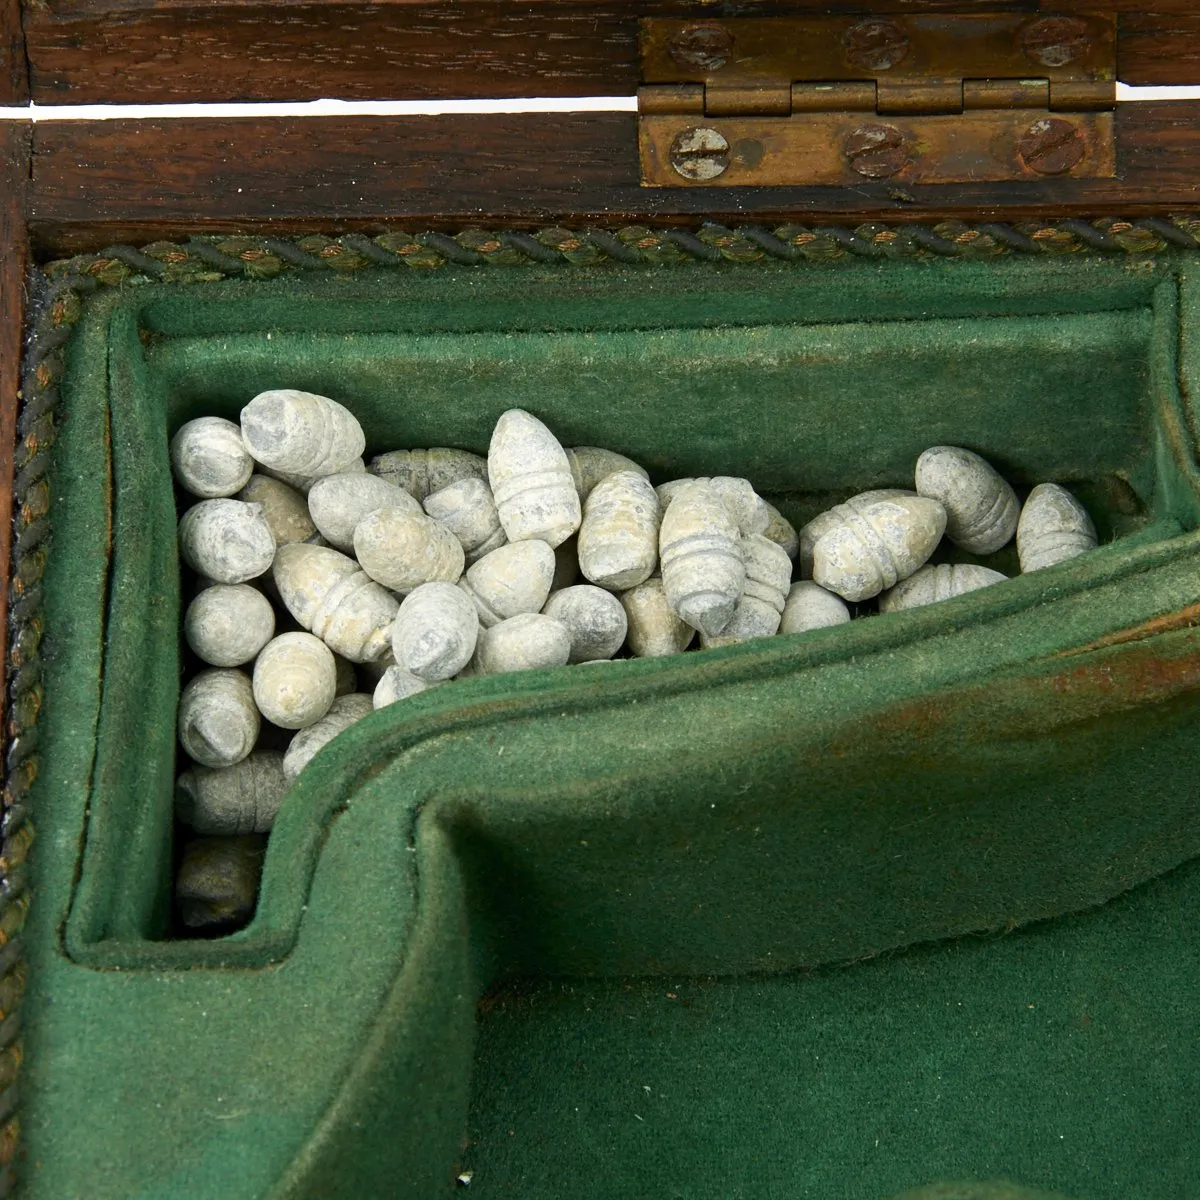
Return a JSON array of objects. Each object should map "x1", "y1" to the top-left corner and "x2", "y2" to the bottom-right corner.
[{"x1": 4, "y1": 5, "x2": 1200, "y2": 1199}]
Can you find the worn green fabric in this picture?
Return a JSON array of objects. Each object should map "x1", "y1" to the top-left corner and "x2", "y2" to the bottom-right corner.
[
  {"x1": 23, "y1": 256, "x2": 1200, "y2": 1198},
  {"x1": 467, "y1": 857, "x2": 1200, "y2": 1200},
  {"x1": 891, "y1": 1189, "x2": 1079, "y2": 1200}
]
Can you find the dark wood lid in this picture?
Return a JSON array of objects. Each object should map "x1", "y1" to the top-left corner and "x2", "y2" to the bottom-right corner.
[
  {"x1": 6, "y1": 2, "x2": 1200, "y2": 108},
  {"x1": 7, "y1": 4, "x2": 1200, "y2": 241}
]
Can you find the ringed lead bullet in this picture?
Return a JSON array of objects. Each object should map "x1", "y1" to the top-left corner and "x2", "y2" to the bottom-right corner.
[
  {"x1": 177, "y1": 668, "x2": 260, "y2": 769},
  {"x1": 240, "y1": 389, "x2": 365, "y2": 477},
  {"x1": 915, "y1": 446, "x2": 1019, "y2": 555},
  {"x1": 578, "y1": 470, "x2": 661, "y2": 591},
  {"x1": 308, "y1": 472, "x2": 418, "y2": 554},
  {"x1": 423, "y1": 476, "x2": 507, "y2": 562},
  {"x1": 273, "y1": 543, "x2": 398, "y2": 663},
  {"x1": 1017, "y1": 483, "x2": 1098, "y2": 572},
  {"x1": 353, "y1": 506, "x2": 465, "y2": 594},
  {"x1": 488, "y1": 409, "x2": 581, "y2": 548},
  {"x1": 176, "y1": 752, "x2": 288, "y2": 836},
  {"x1": 879, "y1": 563, "x2": 1008, "y2": 612},
  {"x1": 659, "y1": 482, "x2": 745, "y2": 638},
  {"x1": 282, "y1": 694, "x2": 375, "y2": 781},
  {"x1": 809, "y1": 492, "x2": 946, "y2": 603}
]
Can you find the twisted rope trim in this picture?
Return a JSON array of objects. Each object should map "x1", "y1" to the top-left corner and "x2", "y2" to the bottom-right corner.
[
  {"x1": 4, "y1": 217, "x2": 1199, "y2": 1195},
  {"x1": 40, "y1": 218, "x2": 1200, "y2": 283},
  {"x1": 0, "y1": 262, "x2": 91, "y2": 1198}
]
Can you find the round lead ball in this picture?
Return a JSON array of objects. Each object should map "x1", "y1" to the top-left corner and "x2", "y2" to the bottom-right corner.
[
  {"x1": 308, "y1": 472, "x2": 418, "y2": 555},
  {"x1": 779, "y1": 581, "x2": 850, "y2": 635},
  {"x1": 354, "y1": 506, "x2": 465, "y2": 594},
  {"x1": 252, "y1": 632, "x2": 337, "y2": 730},
  {"x1": 184, "y1": 583, "x2": 275, "y2": 667},
  {"x1": 177, "y1": 668, "x2": 261, "y2": 769},
  {"x1": 1016, "y1": 483, "x2": 1098, "y2": 572},
  {"x1": 488, "y1": 409, "x2": 581, "y2": 548},
  {"x1": 170, "y1": 416, "x2": 255, "y2": 499},
  {"x1": 543, "y1": 585, "x2": 628, "y2": 662},
  {"x1": 240, "y1": 389, "x2": 365, "y2": 477},
  {"x1": 175, "y1": 751, "x2": 288, "y2": 836},
  {"x1": 472, "y1": 613, "x2": 572, "y2": 676},
  {"x1": 915, "y1": 445, "x2": 1019, "y2": 555},
  {"x1": 392, "y1": 581, "x2": 480, "y2": 682},
  {"x1": 282, "y1": 693, "x2": 375, "y2": 782},
  {"x1": 178, "y1": 498, "x2": 277, "y2": 584}
]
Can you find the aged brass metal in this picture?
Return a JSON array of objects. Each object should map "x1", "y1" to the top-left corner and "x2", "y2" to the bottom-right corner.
[{"x1": 639, "y1": 13, "x2": 1117, "y2": 188}]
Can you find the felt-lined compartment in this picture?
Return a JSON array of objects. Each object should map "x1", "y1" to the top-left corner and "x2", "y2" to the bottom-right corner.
[
  {"x1": 468, "y1": 856, "x2": 1200, "y2": 1200},
  {"x1": 23, "y1": 257, "x2": 1200, "y2": 1199}
]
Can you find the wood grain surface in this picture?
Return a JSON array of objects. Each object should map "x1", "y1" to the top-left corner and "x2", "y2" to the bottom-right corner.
[
  {"x1": 20, "y1": 5, "x2": 1200, "y2": 104},
  {"x1": 24, "y1": 106, "x2": 1200, "y2": 256},
  {"x1": 1, "y1": 0, "x2": 27, "y2": 105},
  {"x1": 0, "y1": 123, "x2": 31, "y2": 732}
]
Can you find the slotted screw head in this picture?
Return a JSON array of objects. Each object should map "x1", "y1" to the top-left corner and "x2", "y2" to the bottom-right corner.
[
  {"x1": 1018, "y1": 118, "x2": 1086, "y2": 176},
  {"x1": 1021, "y1": 16, "x2": 1092, "y2": 69},
  {"x1": 844, "y1": 124, "x2": 910, "y2": 179},
  {"x1": 843, "y1": 20, "x2": 910, "y2": 72},
  {"x1": 669, "y1": 127, "x2": 730, "y2": 181},
  {"x1": 668, "y1": 24, "x2": 735, "y2": 72}
]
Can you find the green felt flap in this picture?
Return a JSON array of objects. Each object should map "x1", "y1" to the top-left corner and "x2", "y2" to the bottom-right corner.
[{"x1": 24, "y1": 254, "x2": 1200, "y2": 1199}]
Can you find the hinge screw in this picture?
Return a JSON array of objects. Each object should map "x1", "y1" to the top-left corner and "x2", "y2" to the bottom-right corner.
[
  {"x1": 843, "y1": 20, "x2": 910, "y2": 72},
  {"x1": 1017, "y1": 118, "x2": 1086, "y2": 176},
  {"x1": 844, "y1": 124, "x2": 911, "y2": 179},
  {"x1": 667, "y1": 24, "x2": 735, "y2": 72},
  {"x1": 669, "y1": 127, "x2": 730, "y2": 181},
  {"x1": 1021, "y1": 17, "x2": 1092, "y2": 69}
]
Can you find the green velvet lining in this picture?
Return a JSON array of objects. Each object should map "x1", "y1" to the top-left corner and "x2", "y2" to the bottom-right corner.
[
  {"x1": 23, "y1": 255, "x2": 1200, "y2": 1198},
  {"x1": 467, "y1": 856, "x2": 1200, "y2": 1200}
]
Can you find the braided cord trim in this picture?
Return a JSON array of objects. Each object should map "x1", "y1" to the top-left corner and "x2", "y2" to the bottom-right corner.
[
  {"x1": 0, "y1": 265, "x2": 93, "y2": 1197},
  {"x1": 42, "y1": 218, "x2": 1200, "y2": 283},
  {"x1": 5, "y1": 217, "x2": 1199, "y2": 1195}
]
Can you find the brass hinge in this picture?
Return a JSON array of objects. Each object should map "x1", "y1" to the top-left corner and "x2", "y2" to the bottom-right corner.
[{"x1": 639, "y1": 14, "x2": 1117, "y2": 187}]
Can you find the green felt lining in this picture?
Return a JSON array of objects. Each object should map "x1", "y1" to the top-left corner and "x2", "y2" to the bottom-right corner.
[
  {"x1": 468, "y1": 857, "x2": 1200, "y2": 1200},
  {"x1": 23, "y1": 255, "x2": 1200, "y2": 1198}
]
